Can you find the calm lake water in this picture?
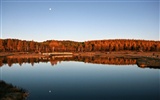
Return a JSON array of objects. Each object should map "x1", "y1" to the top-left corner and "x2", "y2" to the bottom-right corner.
[{"x1": 0, "y1": 57, "x2": 159, "y2": 100}]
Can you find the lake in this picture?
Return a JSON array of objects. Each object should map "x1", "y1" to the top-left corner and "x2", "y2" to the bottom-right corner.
[{"x1": 0, "y1": 56, "x2": 159, "y2": 100}]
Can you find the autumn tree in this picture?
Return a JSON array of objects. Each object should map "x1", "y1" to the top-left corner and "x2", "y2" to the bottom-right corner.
[
  {"x1": 17, "y1": 40, "x2": 23, "y2": 51},
  {"x1": 30, "y1": 41, "x2": 35, "y2": 52},
  {"x1": 7, "y1": 39, "x2": 13, "y2": 51},
  {"x1": 0, "y1": 39, "x2": 4, "y2": 52},
  {"x1": 0, "y1": 39, "x2": 159, "y2": 52}
]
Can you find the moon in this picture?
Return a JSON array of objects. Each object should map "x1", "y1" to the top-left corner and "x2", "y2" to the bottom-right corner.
[{"x1": 49, "y1": 8, "x2": 52, "y2": 11}]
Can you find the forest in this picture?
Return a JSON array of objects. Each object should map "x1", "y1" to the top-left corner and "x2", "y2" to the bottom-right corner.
[{"x1": 0, "y1": 39, "x2": 160, "y2": 52}]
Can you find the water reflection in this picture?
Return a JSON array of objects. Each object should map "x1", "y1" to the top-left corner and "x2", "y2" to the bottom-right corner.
[
  {"x1": 0, "y1": 56, "x2": 159, "y2": 69},
  {"x1": 0, "y1": 57, "x2": 49, "y2": 67},
  {"x1": 1, "y1": 57, "x2": 159, "y2": 100}
]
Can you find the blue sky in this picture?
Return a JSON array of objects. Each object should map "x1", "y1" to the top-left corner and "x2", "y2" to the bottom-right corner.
[{"x1": 0, "y1": 0, "x2": 159, "y2": 42}]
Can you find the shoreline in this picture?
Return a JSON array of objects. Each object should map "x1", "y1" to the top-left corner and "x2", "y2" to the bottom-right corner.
[
  {"x1": 0, "y1": 51, "x2": 160, "y2": 59},
  {"x1": 0, "y1": 81, "x2": 28, "y2": 100},
  {"x1": 0, "y1": 51, "x2": 160, "y2": 68}
]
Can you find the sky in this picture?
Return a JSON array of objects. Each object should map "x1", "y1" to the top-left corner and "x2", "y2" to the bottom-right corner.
[{"x1": 0, "y1": 0, "x2": 159, "y2": 42}]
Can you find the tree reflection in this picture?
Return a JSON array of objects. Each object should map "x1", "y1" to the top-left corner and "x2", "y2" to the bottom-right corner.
[
  {"x1": 0, "y1": 59, "x2": 3, "y2": 66},
  {"x1": 0, "y1": 56, "x2": 159, "y2": 69},
  {"x1": 17, "y1": 58, "x2": 23, "y2": 66},
  {"x1": 7, "y1": 58, "x2": 13, "y2": 67}
]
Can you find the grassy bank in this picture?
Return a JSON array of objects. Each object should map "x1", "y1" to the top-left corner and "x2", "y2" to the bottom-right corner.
[
  {"x1": 0, "y1": 81, "x2": 28, "y2": 100},
  {"x1": 0, "y1": 51, "x2": 160, "y2": 59},
  {"x1": 0, "y1": 52, "x2": 45, "y2": 58},
  {"x1": 73, "y1": 51, "x2": 160, "y2": 59}
]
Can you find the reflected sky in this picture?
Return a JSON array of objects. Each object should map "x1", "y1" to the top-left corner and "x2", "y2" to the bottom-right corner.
[{"x1": 1, "y1": 61, "x2": 159, "y2": 100}]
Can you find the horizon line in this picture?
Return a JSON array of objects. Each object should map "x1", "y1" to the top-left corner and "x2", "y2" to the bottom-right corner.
[{"x1": 0, "y1": 38, "x2": 159, "y2": 42}]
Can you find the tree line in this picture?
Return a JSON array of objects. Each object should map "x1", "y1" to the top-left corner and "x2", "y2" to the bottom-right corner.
[{"x1": 0, "y1": 39, "x2": 160, "y2": 52}]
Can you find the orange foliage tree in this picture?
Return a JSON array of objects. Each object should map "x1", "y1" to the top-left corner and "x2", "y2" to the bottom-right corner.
[{"x1": 0, "y1": 39, "x2": 159, "y2": 52}]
